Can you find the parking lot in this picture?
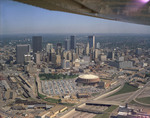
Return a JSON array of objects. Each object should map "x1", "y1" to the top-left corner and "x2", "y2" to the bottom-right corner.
[{"x1": 41, "y1": 79, "x2": 102, "y2": 96}]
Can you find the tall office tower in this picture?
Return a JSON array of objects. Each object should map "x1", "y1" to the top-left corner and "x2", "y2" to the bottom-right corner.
[
  {"x1": 34, "y1": 52, "x2": 41, "y2": 64},
  {"x1": 112, "y1": 51, "x2": 115, "y2": 60},
  {"x1": 16, "y1": 44, "x2": 30, "y2": 64},
  {"x1": 88, "y1": 35, "x2": 95, "y2": 49},
  {"x1": 32, "y1": 36, "x2": 42, "y2": 53},
  {"x1": 51, "y1": 53, "x2": 56, "y2": 64},
  {"x1": 65, "y1": 39, "x2": 70, "y2": 51},
  {"x1": 46, "y1": 43, "x2": 53, "y2": 53},
  {"x1": 72, "y1": 52, "x2": 77, "y2": 62},
  {"x1": 49, "y1": 52, "x2": 56, "y2": 64},
  {"x1": 56, "y1": 48, "x2": 61, "y2": 55},
  {"x1": 57, "y1": 43, "x2": 62, "y2": 48},
  {"x1": 67, "y1": 51, "x2": 72, "y2": 61},
  {"x1": 56, "y1": 43, "x2": 62, "y2": 55},
  {"x1": 56, "y1": 55, "x2": 61, "y2": 66},
  {"x1": 94, "y1": 49, "x2": 99, "y2": 60},
  {"x1": 107, "y1": 51, "x2": 115, "y2": 60},
  {"x1": 86, "y1": 42, "x2": 90, "y2": 56},
  {"x1": 76, "y1": 46, "x2": 79, "y2": 55},
  {"x1": 96, "y1": 42, "x2": 100, "y2": 49},
  {"x1": 70, "y1": 36, "x2": 76, "y2": 50}
]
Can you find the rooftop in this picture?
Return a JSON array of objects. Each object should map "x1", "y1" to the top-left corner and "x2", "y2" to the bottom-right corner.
[{"x1": 79, "y1": 74, "x2": 99, "y2": 79}]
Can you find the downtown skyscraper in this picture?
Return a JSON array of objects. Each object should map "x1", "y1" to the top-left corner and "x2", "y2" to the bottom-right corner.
[
  {"x1": 32, "y1": 36, "x2": 42, "y2": 53},
  {"x1": 65, "y1": 39, "x2": 70, "y2": 51},
  {"x1": 70, "y1": 36, "x2": 76, "y2": 50},
  {"x1": 88, "y1": 35, "x2": 95, "y2": 49},
  {"x1": 16, "y1": 44, "x2": 30, "y2": 64}
]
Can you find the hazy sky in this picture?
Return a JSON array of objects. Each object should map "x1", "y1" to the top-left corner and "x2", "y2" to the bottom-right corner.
[{"x1": 0, "y1": 0, "x2": 150, "y2": 35}]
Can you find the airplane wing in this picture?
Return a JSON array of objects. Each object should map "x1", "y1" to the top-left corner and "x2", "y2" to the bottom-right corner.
[{"x1": 13, "y1": 0, "x2": 150, "y2": 25}]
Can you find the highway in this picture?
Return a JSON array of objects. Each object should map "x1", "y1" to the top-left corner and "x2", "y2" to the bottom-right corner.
[
  {"x1": 124, "y1": 80, "x2": 150, "y2": 104},
  {"x1": 61, "y1": 79, "x2": 126, "y2": 118},
  {"x1": 104, "y1": 92, "x2": 134, "y2": 102}
]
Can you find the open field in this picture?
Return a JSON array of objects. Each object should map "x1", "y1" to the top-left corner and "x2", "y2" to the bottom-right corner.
[{"x1": 136, "y1": 97, "x2": 150, "y2": 104}]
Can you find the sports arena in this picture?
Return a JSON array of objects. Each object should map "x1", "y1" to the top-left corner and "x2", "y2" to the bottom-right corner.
[{"x1": 76, "y1": 74, "x2": 100, "y2": 86}]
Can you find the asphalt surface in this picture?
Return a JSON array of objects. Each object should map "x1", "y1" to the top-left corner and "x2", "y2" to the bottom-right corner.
[{"x1": 124, "y1": 80, "x2": 150, "y2": 104}]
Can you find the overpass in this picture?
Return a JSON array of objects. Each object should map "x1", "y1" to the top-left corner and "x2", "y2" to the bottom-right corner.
[{"x1": 86, "y1": 100, "x2": 121, "y2": 106}]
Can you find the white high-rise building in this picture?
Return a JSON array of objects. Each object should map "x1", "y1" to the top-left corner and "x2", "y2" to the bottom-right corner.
[
  {"x1": 46, "y1": 43, "x2": 53, "y2": 53},
  {"x1": 86, "y1": 42, "x2": 90, "y2": 55},
  {"x1": 96, "y1": 42, "x2": 100, "y2": 49}
]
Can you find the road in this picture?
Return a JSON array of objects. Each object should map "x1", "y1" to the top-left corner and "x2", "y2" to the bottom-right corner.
[
  {"x1": 124, "y1": 80, "x2": 150, "y2": 104},
  {"x1": 61, "y1": 79, "x2": 126, "y2": 118},
  {"x1": 0, "y1": 107, "x2": 13, "y2": 117},
  {"x1": 104, "y1": 92, "x2": 134, "y2": 102}
]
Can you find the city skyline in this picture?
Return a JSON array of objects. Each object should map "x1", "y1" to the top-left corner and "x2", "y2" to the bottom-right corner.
[
  {"x1": 1, "y1": 0, "x2": 150, "y2": 117},
  {"x1": 1, "y1": 0, "x2": 150, "y2": 35},
  {"x1": 1, "y1": 33, "x2": 150, "y2": 117}
]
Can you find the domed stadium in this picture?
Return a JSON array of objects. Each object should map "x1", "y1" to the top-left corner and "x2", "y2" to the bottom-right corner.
[{"x1": 76, "y1": 74, "x2": 100, "y2": 86}]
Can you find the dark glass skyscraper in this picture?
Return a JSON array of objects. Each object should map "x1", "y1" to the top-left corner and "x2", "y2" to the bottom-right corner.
[
  {"x1": 32, "y1": 36, "x2": 42, "y2": 53},
  {"x1": 16, "y1": 44, "x2": 30, "y2": 64},
  {"x1": 88, "y1": 35, "x2": 95, "y2": 49},
  {"x1": 57, "y1": 43, "x2": 62, "y2": 48},
  {"x1": 70, "y1": 36, "x2": 76, "y2": 50}
]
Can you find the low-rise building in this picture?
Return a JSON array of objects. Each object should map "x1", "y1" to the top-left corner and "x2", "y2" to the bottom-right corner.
[{"x1": 35, "y1": 105, "x2": 67, "y2": 118}]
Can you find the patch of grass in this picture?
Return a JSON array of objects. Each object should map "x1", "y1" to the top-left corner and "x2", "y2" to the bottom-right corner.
[
  {"x1": 129, "y1": 100, "x2": 150, "y2": 108},
  {"x1": 109, "y1": 83, "x2": 138, "y2": 97},
  {"x1": 38, "y1": 92, "x2": 45, "y2": 98},
  {"x1": 92, "y1": 92, "x2": 100, "y2": 96},
  {"x1": 39, "y1": 73, "x2": 78, "y2": 80},
  {"x1": 38, "y1": 92, "x2": 60, "y2": 103},
  {"x1": 94, "y1": 113, "x2": 110, "y2": 118},
  {"x1": 94, "y1": 105, "x2": 118, "y2": 118},
  {"x1": 136, "y1": 97, "x2": 150, "y2": 104},
  {"x1": 45, "y1": 97, "x2": 61, "y2": 103},
  {"x1": 105, "y1": 105, "x2": 118, "y2": 112},
  {"x1": 129, "y1": 100, "x2": 138, "y2": 105}
]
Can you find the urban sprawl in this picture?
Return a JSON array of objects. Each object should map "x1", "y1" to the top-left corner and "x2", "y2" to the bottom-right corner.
[{"x1": 0, "y1": 35, "x2": 150, "y2": 118}]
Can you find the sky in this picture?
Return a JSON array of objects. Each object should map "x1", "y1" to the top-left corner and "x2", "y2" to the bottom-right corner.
[{"x1": 0, "y1": 0, "x2": 150, "y2": 35}]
